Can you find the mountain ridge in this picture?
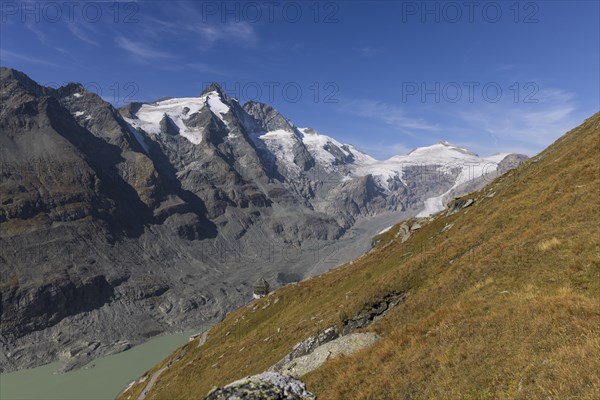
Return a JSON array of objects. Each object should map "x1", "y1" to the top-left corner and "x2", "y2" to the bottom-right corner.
[{"x1": 0, "y1": 67, "x2": 526, "y2": 373}]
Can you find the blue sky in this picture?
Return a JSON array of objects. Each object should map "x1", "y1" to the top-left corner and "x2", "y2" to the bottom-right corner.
[{"x1": 1, "y1": 0, "x2": 598, "y2": 159}]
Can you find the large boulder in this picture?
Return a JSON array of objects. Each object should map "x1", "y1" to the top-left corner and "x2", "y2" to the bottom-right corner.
[
  {"x1": 270, "y1": 327, "x2": 339, "y2": 372},
  {"x1": 277, "y1": 333, "x2": 380, "y2": 378},
  {"x1": 204, "y1": 372, "x2": 315, "y2": 400}
]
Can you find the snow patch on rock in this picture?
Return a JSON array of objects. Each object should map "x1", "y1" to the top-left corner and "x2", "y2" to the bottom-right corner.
[{"x1": 124, "y1": 96, "x2": 207, "y2": 144}]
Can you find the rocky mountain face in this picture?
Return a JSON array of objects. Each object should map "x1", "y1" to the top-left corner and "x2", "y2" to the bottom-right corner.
[{"x1": 0, "y1": 67, "x2": 526, "y2": 373}]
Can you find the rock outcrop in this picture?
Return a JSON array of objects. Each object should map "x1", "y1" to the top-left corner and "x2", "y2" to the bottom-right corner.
[
  {"x1": 343, "y1": 292, "x2": 407, "y2": 334},
  {"x1": 205, "y1": 372, "x2": 315, "y2": 400},
  {"x1": 270, "y1": 327, "x2": 339, "y2": 373},
  {"x1": 276, "y1": 333, "x2": 380, "y2": 378},
  {"x1": 446, "y1": 198, "x2": 475, "y2": 216}
]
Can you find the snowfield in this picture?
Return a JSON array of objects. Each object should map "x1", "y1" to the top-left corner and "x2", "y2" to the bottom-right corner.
[
  {"x1": 122, "y1": 93, "x2": 512, "y2": 218},
  {"x1": 206, "y1": 92, "x2": 230, "y2": 126},
  {"x1": 123, "y1": 91, "x2": 231, "y2": 146},
  {"x1": 253, "y1": 127, "x2": 506, "y2": 218},
  {"x1": 250, "y1": 129, "x2": 301, "y2": 172}
]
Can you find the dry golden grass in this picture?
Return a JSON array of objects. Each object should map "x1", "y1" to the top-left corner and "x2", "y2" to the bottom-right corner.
[
  {"x1": 118, "y1": 112, "x2": 600, "y2": 400},
  {"x1": 538, "y1": 237, "x2": 561, "y2": 252}
]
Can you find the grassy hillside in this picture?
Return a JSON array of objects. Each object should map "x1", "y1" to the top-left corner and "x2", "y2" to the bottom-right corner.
[{"x1": 118, "y1": 112, "x2": 600, "y2": 400}]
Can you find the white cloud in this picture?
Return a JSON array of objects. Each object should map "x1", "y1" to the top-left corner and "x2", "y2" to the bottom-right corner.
[
  {"x1": 0, "y1": 49, "x2": 65, "y2": 68},
  {"x1": 65, "y1": 21, "x2": 101, "y2": 46},
  {"x1": 456, "y1": 88, "x2": 581, "y2": 155},
  {"x1": 115, "y1": 36, "x2": 173, "y2": 61},
  {"x1": 25, "y1": 21, "x2": 47, "y2": 44},
  {"x1": 356, "y1": 47, "x2": 383, "y2": 57},
  {"x1": 140, "y1": 3, "x2": 259, "y2": 49},
  {"x1": 332, "y1": 87, "x2": 586, "y2": 159},
  {"x1": 336, "y1": 98, "x2": 439, "y2": 131},
  {"x1": 187, "y1": 22, "x2": 259, "y2": 48}
]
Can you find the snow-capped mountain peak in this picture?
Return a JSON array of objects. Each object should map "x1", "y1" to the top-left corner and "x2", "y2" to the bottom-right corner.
[
  {"x1": 121, "y1": 83, "x2": 526, "y2": 219},
  {"x1": 206, "y1": 91, "x2": 230, "y2": 126},
  {"x1": 404, "y1": 141, "x2": 478, "y2": 159},
  {"x1": 123, "y1": 96, "x2": 207, "y2": 144},
  {"x1": 199, "y1": 82, "x2": 228, "y2": 98},
  {"x1": 121, "y1": 86, "x2": 234, "y2": 146}
]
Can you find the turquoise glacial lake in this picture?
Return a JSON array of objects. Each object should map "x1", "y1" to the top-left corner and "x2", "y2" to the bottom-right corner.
[{"x1": 0, "y1": 332, "x2": 192, "y2": 400}]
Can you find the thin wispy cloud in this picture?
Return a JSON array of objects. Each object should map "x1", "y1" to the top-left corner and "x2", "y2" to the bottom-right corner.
[
  {"x1": 456, "y1": 88, "x2": 581, "y2": 155},
  {"x1": 169, "y1": 21, "x2": 259, "y2": 49},
  {"x1": 356, "y1": 46, "x2": 383, "y2": 57},
  {"x1": 55, "y1": 47, "x2": 74, "y2": 57},
  {"x1": 143, "y1": 2, "x2": 259, "y2": 49},
  {"x1": 137, "y1": 61, "x2": 230, "y2": 76},
  {"x1": 0, "y1": 49, "x2": 65, "y2": 68},
  {"x1": 335, "y1": 87, "x2": 584, "y2": 158},
  {"x1": 25, "y1": 22, "x2": 47, "y2": 44},
  {"x1": 99, "y1": 3, "x2": 259, "y2": 70},
  {"x1": 115, "y1": 36, "x2": 173, "y2": 61},
  {"x1": 337, "y1": 99, "x2": 440, "y2": 131},
  {"x1": 67, "y1": 23, "x2": 100, "y2": 46}
]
